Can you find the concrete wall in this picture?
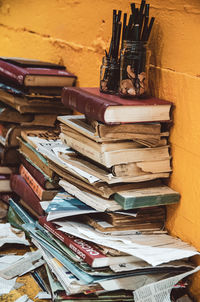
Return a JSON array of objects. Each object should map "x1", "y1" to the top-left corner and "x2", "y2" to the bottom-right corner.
[{"x1": 0, "y1": 0, "x2": 200, "y2": 299}]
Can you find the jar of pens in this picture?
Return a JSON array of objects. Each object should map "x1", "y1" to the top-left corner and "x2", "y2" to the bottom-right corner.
[{"x1": 100, "y1": 0, "x2": 155, "y2": 98}]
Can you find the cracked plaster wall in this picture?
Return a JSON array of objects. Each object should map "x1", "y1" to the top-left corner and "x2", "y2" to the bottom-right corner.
[{"x1": 0, "y1": 0, "x2": 200, "y2": 299}]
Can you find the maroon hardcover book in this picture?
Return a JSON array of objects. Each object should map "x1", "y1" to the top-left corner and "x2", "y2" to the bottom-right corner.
[
  {"x1": 20, "y1": 155, "x2": 58, "y2": 189},
  {"x1": 0, "y1": 57, "x2": 77, "y2": 92},
  {"x1": 61, "y1": 87, "x2": 172, "y2": 124},
  {"x1": 10, "y1": 174, "x2": 44, "y2": 216}
]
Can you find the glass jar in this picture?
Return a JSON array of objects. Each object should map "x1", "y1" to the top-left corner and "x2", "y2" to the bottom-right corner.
[
  {"x1": 100, "y1": 56, "x2": 119, "y2": 94},
  {"x1": 119, "y1": 40, "x2": 150, "y2": 98}
]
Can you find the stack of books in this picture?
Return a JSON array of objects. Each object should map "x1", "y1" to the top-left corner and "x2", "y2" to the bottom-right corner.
[
  {"x1": 0, "y1": 56, "x2": 76, "y2": 209},
  {"x1": 8, "y1": 86, "x2": 199, "y2": 301}
]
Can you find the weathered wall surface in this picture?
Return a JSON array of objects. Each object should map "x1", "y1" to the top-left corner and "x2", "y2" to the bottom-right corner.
[{"x1": 0, "y1": 0, "x2": 200, "y2": 299}]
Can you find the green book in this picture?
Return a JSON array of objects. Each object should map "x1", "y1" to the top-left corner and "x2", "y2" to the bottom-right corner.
[{"x1": 114, "y1": 185, "x2": 180, "y2": 210}]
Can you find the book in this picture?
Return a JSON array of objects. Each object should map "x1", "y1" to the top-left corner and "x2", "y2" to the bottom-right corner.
[
  {"x1": 61, "y1": 87, "x2": 172, "y2": 124},
  {"x1": 45, "y1": 191, "x2": 97, "y2": 221},
  {"x1": 0, "y1": 103, "x2": 33, "y2": 123},
  {"x1": 49, "y1": 158, "x2": 163, "y2": 199},
  {"x1": 0, "y1": 174, "x2": 11, "y2": 192},
  {"x1": 0, "y1": 123, "x2": 54, "y2": 147},
  {"x1": 58, "y1": 151, "x2": 171, "y2": 183},
  {"x1": 20, "y1": 155, "x2": 58, "y2": 189},
  {"x1": 19, "y1": 164, "x2": 59, "y2": 201},
  {"x1": 79, "y1": 207, "x2": 165, "y2": 235},
  {"x1": 20, "y1": 128, "x2": 61, "y2": 150},
  {"x1": 60, "y1": 129, "x2": 170, "y2": 168},
  {"x1": 38, "y1": 216, "x2": 138, "y2": 268},
  {"x1": 0, "y1": 84, "x2": 72, "y2": 114},
  {"x1": 112, "y1": 159, "x2": 172, "y2": 177},
  {"x1": 0, "y1": 104, "x2": 58, "y2": 127},
  {"x1": 0, "y1": 57, "x2": 77, "y2": 94},
  {"x1": 0, "y1": 145, "x2": 19, "y2": 166},
  {"x1": 0, "y1": 165, "x2": 15, "y2": 174},
  {"x1": 114, "y1": 185, "x2": 181, "y2": 210},
  {"x1": 58, "y1": 114, "x2": 163, "y2": 147},
  {"x1": 81, "y1": 206, "x2": 165, "y2": 233},
  {"x1": 18, "y1": 138, "x2": 55, "y2": 179},
  {"x1": 59, "y1": 179, "x2": 122, "y2": 212},
  {"x1": 10, "y1": 174, "x2": 45, "y2": 216}
]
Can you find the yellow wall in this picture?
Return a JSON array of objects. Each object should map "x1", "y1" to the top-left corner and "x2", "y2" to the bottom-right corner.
[{"x1": 0, "y1": 0, "x2": 200, "y2": 299}]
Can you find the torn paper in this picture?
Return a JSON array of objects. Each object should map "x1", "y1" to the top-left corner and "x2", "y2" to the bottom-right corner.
[
  {"x1": 133, "y1": 266, "x2": 200, "y2": 302},
  {"x1": 0, "y1": 250, "x2": 44, "y2": 279},
  {"x1": 0, "y1": 223, "x2": 29, "y2": 247},
  {"x1": 0, "y1": 276, "x2": 17, "y2": 295},
  {"x1": 56, "y1": 221, "x2": 199, "y2": 266}
]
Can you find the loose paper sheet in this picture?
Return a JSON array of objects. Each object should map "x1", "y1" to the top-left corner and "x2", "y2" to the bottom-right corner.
[
  {"x1": 0, "y1": 223, "x2": 29, "y2": 247},
  {"x1": 0, "y1": 250, "x2": 44, "y2": 279},
  {"x1": 133, "y1": 266, "x2": 200, "y2": 302},
  {"x1": 15, "y1": 295, "x2": 34, "y2": 302},
  {"x1": 0, "y1": 276, "x2": 17, "y2": 295},
  {"x1": 56, "y1": 221, "x2": 199, "y2": 266}
]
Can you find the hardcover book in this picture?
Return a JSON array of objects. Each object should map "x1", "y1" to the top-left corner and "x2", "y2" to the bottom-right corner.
[
  {"x1": 0, "y1": 85, "x2": 72, "y2": 114},
  {"x1": 20, "y1": 155, "x2": 58, "y2": 189},
  {"x1": 10, "y1": 174, "x2": 44, "y2": 216},
  {"x1": 61, "y1": 87, "x2": 172, "y2": 124},
  {"x1": 19, "y1": 164, "x2": 58, "y2": 201},
  {"x1": 0, "y1": 57, "x2": 77, "y2": 95},
  {"x1": 0, "y1": 144, "x2": 19, "y2": 166},
  {"x1": 18, "y1": 138, "x2": 55, "y2": 179}
]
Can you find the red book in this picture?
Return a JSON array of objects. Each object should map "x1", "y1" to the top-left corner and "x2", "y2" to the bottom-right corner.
[
  {"x1": 0, "y1": 57, "x2": 77, "y2": 94},
  {"x1": 38, "y1": 216, "x2": 135, "y2": 268},
  {"x1": 20, "y1": 155, "x2": 58, "y2": 189},
  {"x1": 10, "y1": 174, "x2": 44, "y2": 216},
  {"x1": 62, "y1": 87, "x2": 172, "y2": 124}
]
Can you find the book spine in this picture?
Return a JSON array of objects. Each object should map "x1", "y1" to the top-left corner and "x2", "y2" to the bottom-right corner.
[
  {"x1": 10, "y1": 174, "x2": 44, "y2": 216},
  {"x1": 19, "y1": 164, "x2": 45, "y2": 200},
  {"x1": 0, "y1": 60, "x2": 27, "y2": 86},
  {"x1": 38, "y1": 217, "x2": 106, "y2": 266},
  {"x1": 20, "y1": 157, "x2": 48, "y2": 189},
  {"x1": 62, "y1": 87, "x2": 111, "y2": 124}
]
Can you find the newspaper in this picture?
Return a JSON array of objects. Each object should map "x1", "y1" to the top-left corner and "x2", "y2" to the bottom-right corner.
[
  {"x1": 133, "y1": 266, "x2": 200, "y2": 302},
  {"x1": 0, "y1": 276, "x2": 17, "y2": 295},
  {"x1": 0, "y1": 250, "x2": 44, "y2": 279},
  {"x1": 15, "y1": 295, "x2": 34, "y2": 302},
  {"x1": 56, "y1": 221, "x2": 199, "y2": 266}
]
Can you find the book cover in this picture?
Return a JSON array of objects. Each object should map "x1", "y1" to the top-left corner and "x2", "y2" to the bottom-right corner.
[
  {"x1": 0, "y1": 144, "x2": 19, "y2": 166},
  {"x1": 19, "y1": 164, "x2": 58, "y2": 201},
  {"x1": 45, "y1": 191, "x2": 97, "y2": 221},
  {"x1": 10, "y1": 174, "x2": 44, "y2": 216},
  {"x1": 62, "y1": 87, "x2": 172, "y2": 124},
  {"x1": 18, "y1": 138, "x2": 55, "y2": 179},
  {"x1": 114, "y1": 185, "x2": 180, "y2": 210},
  {"x1": 0, "y1": 57, "x2": 77, "y2": 92},
  {"x1": 20, "y1": 155, "x2": 58, "y2": 189}
]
